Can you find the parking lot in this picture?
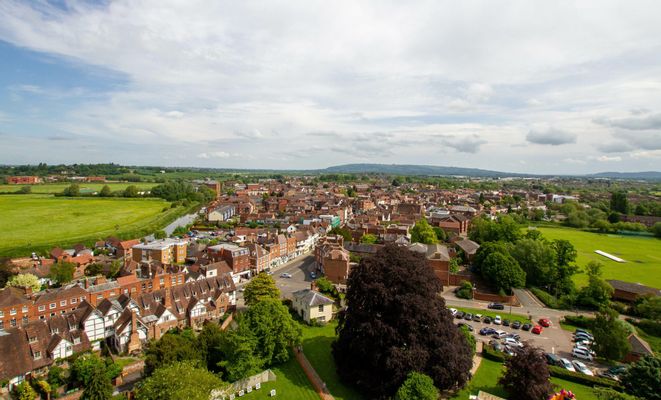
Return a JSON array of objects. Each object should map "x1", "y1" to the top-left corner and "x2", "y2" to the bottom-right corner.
[{"x1": 451, "y1": 309, "x2": 607, "y2": 375}]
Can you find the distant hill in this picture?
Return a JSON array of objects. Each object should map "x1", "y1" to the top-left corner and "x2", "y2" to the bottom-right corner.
[
  {"x1": 587, "y1": 171, "x2": 661, "y2": 180},
  {"x1": 322, "y1": 163, "x2": 529, "y2": 177}
]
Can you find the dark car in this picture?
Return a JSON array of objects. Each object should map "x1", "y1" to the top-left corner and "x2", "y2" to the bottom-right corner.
[
  {"x1": 511, "y1": 321, "x2": 521, "y2": 329},
  {"x1": 457, "y1": 323, "x2": 473, "y2": 332},
  {"x1": 472, "y1": 314, "x2": 482, "y2": 322},
  {"x1": 480, "y1": 327, "x2": 496, "y2": 336},
  {"x1": 464, "y1": 313, "x2": 473, "y2": 321},
  {"x1": 503, "y1": 319, "x2": 510, "y2": 327},
  {"x1": 545, "y1": 353, "x2": 561, "y2": 366},
  {"x1": 479, "y1": 327, "x2": 490, "y2": 335},
  {"x1": 522, "y1": 323, "x2": 532, "y2": 331},
  {"x1": 455, "y1": 311, "x2": 465, "y2": 319},
  {"x1": 483, "y1": 316, "x2": 492, "y2": 324},
  {"x1": 488, "y1": 302, "x2": 505, "y2": 310}
]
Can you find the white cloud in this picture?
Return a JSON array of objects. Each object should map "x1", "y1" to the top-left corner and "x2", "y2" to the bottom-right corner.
[
  {"x1": 594, "y1": 155, "x2": 622, "y2": 162},
  {"x1": 197, "y1": 151, "x2": 230, "y2": 159}
]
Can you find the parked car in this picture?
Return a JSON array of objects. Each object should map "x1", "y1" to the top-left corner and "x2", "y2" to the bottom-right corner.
[
  {"x1": 492, "y1": 330, "x2": 507, "y2": 339},
  {"x1": 483, "y1": 316, "x2": 492, "y2": 324},
  {"x1": 575, "y1": 332, "x2": 594, "y2": 341},
  {"x1": 457, "y1": 322, "x2": 474, "y2": 331},
  {"x1": 464, "y1": 313, "x2": 473, "y2": 321},
  {"x1": 538, "y1": 318, "x2": 552, "y2": 327},
  {"x1": 503, "y1": 345, "x2": 517, "y2": 356},
  {"x1": 607, "y1": 365, "x2": 628, "y2": 375},
  {"x1": 574, "y1": 345, "x2": 596, "y2": 357},
  {"x1": 575, "y1": 328, "x2": 592, "y2": 336},
  {"x1": 559, "y1": 358, "x2": 576, "y2": 372},
  {"x1": 575, "y1": 339, "x2": 593, "y2": 347},
  {"x1": 488, "y1": 302, "x2": 505, "y2": 310},
  {"x1": 503, "y1": 338, "x2": 523, "y2": 347},
  {"x1": 449, "y1": 308, "x2": 457, "y2": 316},
  {"x1": 455, "y1": 311, "x2": 465, "y2": 319},
  {"x1": 502, "y1": 319, "x2": 510, "y2": 327},
  {"x1": 532, "y1": 325, "x2": 543, "y2": 335},
  {"x1": 522, "y1": 323, "x2": 532, "y2": 331},
  {"x1": 511, "y1": 321, "x2": 521, "y2": 329},
  {"x1": 598, "y1": 371, "x2": 620, "y2": 381},
  {"x1": 505, "y1": 333, "x2": 520, "y2": 341},
  {"x1": 572, "y1": 347, "x2": 594, "y2": 361},
  {"x1": 572, "y1": 360, "x2": 594, "y2": 376},
  {"x1": 494, "y1": 315, "x2": 502, "y2": 325},
  {"x1": 480, "y1": 327, "x2": 496, "y2": 336},
  {"x1": 280, "y1": 273, "x2": 292, "y2": 278},
  {"x1": 473, "y1": 314, "x2": 482, "y2": 322},
  {"x1": 310, "y1": 271, "x2": 316, "y2": 279},
  {"x1": 545, "y1": 353, "x2": 561, "y2": 366}
]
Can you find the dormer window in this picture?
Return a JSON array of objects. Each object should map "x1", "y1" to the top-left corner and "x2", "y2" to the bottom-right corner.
[
  {"x1": 73, "y1": 337, "x2": 81, "y2": 344},
  {"x1": 144, "y1": 304, "x2": 150, "y2": 310},
  {"x1": 22, "y1": 306, "x2": 28, "y2": 313},
  {"x1": 29, "y1": 336, "x2": 37, "y2": 343},
  {"x1": 51, "y1": 328, "x2": 59, "y2": 334},
  {"x1": 33, "y1": 351, "x2": 41, "y2": 360}
]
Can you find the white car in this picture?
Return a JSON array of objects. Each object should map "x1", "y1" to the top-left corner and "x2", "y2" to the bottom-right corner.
[
  {"x1": 575, "y1": 332, "x2": 594, "y2": 341},
  {"x1": 574, "y1": 345, "x2": 596, "y2": 357},
  {"x1": 280, "y1": 273, "x2": 292, "y2": 278},
  {"x1": 575, "y1": 339, "x2": 593, "y2": 347},
  {"x1": 559, "y1": 358, "x2": 576, "y2": 372},
  {"x1": 494, "y1": 315, "x2": 502, "y2": 325},
  {"x1": 502, "y1": 338, "x2": 522, "y2": 347},
  {"x1": 572, "y1": 347, "x2": 594, "y2": 361},
  {"x1": 492, "y1": 330, "x2": 507, "y2": 339},
  {"x1": 449, "y1": 308, "x2": 457, "y2": 316},
  {"x1": 572, "y1": 360, "x2": 594, "y2": 376}
]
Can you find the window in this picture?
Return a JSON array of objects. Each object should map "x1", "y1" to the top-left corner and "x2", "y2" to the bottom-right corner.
[
  {"x1": 22, "y1": 306, "x2": 28, "y2": 313},
  {"x1": 50, "y1": 313, "x2": 55, "y2": 317},
  {"x1": 318, "y1": 305, "x2": 324, "y2": 312},
  {"x1": 60, "y1": 300, "x2": 67, "y2": 307},
  {"x1": 38, "y1": 305, "x2": 45, "y2": 312},
  {"x1": 178, "y1": 276, "x2": 183, "y2": 283},
  {"x1": 29, "y1": 336, "x2": 37, "y2": 343},
  {"x1": 49, "y1": 303, "x2": 56, "y2": 309},
  {"x1": 22, "y1": 316, "x2": 28, "y2": 325},
  {"x1": 110, "y1": 291, "x2": 116, "y2": 296},
  {"x1": 0, "y1": 311, "x2": 3, "y2": 317},
  {"x1": 10, "y1": 308, "x2": 16, "y2": 316},
  {"x1": 123, "y1": 289, "x2": 128, "y2": 294},
  {"x1": 39, "y1": 316, "x2": 45, "y2": 320},
  {"x1": 73, "y1": 337, "x2": 81, "y2": 344},
  {"x1": 159, "y1": 278, "x2": 164, "y2": 286},
  {"x1": 97, "y1": 295, "x2": 103, "y2": 301},
  {"x1": 10, "y1": 318, "x2": 16, "y2": 327},
  {"x1": 80, "y1": 296, "x2": 85, "y2": 302},
  {"x1": 0, "y1": 321, "x2": 3, "y2": 329},
  {"x1": 33, "y1": 351, "x2": 41, "y2": 360},
  {"x1": 51, "y1": 328, "x2": 59, "y2": 334},
  {"x1": 71, "y1": 298, "x2": 77, "y2": 304}
]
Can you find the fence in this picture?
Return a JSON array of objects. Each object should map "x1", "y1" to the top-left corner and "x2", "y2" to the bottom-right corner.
[{"x1": 210, "y1": 369, "x2": 276, "y2": 400}]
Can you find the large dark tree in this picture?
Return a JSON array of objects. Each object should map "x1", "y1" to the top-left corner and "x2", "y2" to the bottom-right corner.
[
  {"x1": 620, "y1": 355, "x2": 661, "y2": 400},
  {"x1": 499, "y1": 345, "x2": 553, "y2": 400},
  {"x1": 332, "y1": 245, "x2": 472, "y2": 399}
]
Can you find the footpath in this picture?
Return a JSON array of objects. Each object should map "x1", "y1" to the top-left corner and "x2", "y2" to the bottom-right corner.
[{"x1": 293, "y1": 346, "x2": 335, "y2": 400}]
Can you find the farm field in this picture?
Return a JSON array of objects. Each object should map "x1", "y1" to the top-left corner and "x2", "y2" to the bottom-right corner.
[
  {"x1": 0, "y1": 194, "x2": 183, "y2": 257},
  {"x1": 0, "y1": 182, "x2": 157, "y2": 194},
  {"x1": 532, "y1": 226, "x2": 661, "y2": 288}
]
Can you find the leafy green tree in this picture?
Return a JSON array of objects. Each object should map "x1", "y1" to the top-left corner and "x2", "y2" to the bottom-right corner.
[
  {"x1": 552, "y1": 239, "x2": 577, "y2": 267},
  {"x1": 135, "y1": 361, "x2": 225, "y2": 400},
  {"x1": 577, "y1": 262, "x2": 613, "y2": 309},
  {"x1": 49, "y1": 262, "x2": 76, "y2": 285},
  {"x1": 395, "y1": 372, "x2": 439, "y2": 400},
  {"x1": 242, "y1": 299, "x2": 302, "y2": 365},
  {"x1": 469, "y1": 215, "x2": 521, "y2": 244},
  {"x1": 433, "y1": 227, "x2": 447, "y2": 242},
  {"x1": 455, "y1": 280, "x2": 473, "y2": 299},
  {"x1": 47, "y1": 365, "x2": 67, "y2": 388},
  {"x1": 18, "y1": 185, "x2": 32, "y2": 194},
  {"x1": 0, "y1": 258, "x2": 16, "y2": 288},
  {"x1": 329, "y1": 226, "x2": 353, "y2": 242},
  {"x1": 610, "y1": 191, "x2": 629, "y2": 214},
  {"x1": 449, "y1": 258, "x2": 460, "y2": 273},
  {"x1": 652, "y1": 222, "x2": 661, "y2": 238},
  {"x1": 410, "y1": 219, "x2": 438, "y2": 244},
  {"x1": 123, "y1": 185, "x2": 140, "y2": 198},
  {"x1": 13, "y1": 381, "x2": 37, "y2": 400},
  {"x1": 219, "y1": 323, "x2": 263, "y2": 381},
  {"x1": 633, "y1": 295, "x2": 661, "y2": 320},
  {"x1": 85, "y1": 263, "x2": 104, "y2": 276},
  {"x1": 620, "y1": 355, "x2": 661, "y2": 400},
  {"x1": 197, "y1": 323, "x2": 225, "y2": 372},
  {"x1": 153, "y1": 230, "x2": 167, "y2": 240},
  {"x1": 510, "y1": 238, "x2": 557, "y2": 288},
  {"x1": 33, "y1": 380, "x2": 51, "y2": 399},
  {"x1": 98, "y1": 185, "x2": 112, "y2": 197},
  {"x1": 243, "y1": 273, "x2": 280, "y2": 307},
  {"x1": 360, "y1": 233, "x2": 377, "y2": 244},
  {"x1": 71, "y1": 353, "x2": 120, "y2": 386},
  {"x1": 481, "y1": 252, "x2": 526, "y2": 293},
  {"x1": 81, "y1": 365, "x2": 113, "y2": 400},
  {"x1": 499, "y1": 345, "x2": 553, "y2": 400},
  {"x1": 63, "y1": 183, "x2": 80, "y2": 197},
  {"x1": 7, "y1": 273, "x2": 41, "y2": 292},
  {"x1": 592, "y1": 307, "x2": 631, "y2": 361},
  {"x1": 473, "y1": 241, "x2": 510, "y2": 274},
  {"x1": 144, "y1": 330, "x2": 203, "y2": 375}
]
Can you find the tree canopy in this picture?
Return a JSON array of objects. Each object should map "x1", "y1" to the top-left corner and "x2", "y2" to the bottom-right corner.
[
  {"x1": 620, "y1": 355, "x2": 661, "y2": 400},
  {"x1": 395, "y1": 372, "x2": 439, "y2": 400},
  {"x1": 144, "y1": 329, "x2": 203, "y2": 375},
  {"x1": 499, "y1": 345, "x2": 553, "y2": 400},
  {"x1": 481, "y1": 252, "x2": 526, "y2": 294},
  {"x1": 135, "y1": 361, "x2": 225, "y2": 400},
  {"x1": 243, "y1": 273, "x2": 280, "y2": 306},
  {"x1": 7, "y1": 273, "x2": 41, "y2": 292},
  {"x1": 332, "y1": 244, "x2": 472, "y2": 399},
  {"x1": 592, "y1": 307, "x2": 631, "y2": 361},
  {"x1": 410, "y1": 219, "x2": 438, "y2": 244},
  {"x1": 49, "y1": 262, "x2": 76, "y2": 285}
]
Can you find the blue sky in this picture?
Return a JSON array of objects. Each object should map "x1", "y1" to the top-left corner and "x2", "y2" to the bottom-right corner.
[{"x1": 1, "y1": 1, "x2": 660, "y2": 173}]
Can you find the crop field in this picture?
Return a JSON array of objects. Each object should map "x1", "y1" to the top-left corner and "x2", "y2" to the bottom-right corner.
[
  {"x1": 533, "y1": 226, "x2": 661, "y2": 288},
  {"x1": 0, "y1": 182, "x2": 157, "y2": 194},
  {"x1": 0, "y1": 194, "x2": 184, "y2": 257}
]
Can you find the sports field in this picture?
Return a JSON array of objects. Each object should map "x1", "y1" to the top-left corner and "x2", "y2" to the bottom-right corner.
[
  {"x1": 0, "y1": 182, "x2": 157, "y2": 194},
  {"x1": 534, "y1": 226, "x2": 661, "y2": 289},
  {"x1": 0, "y1": 194, "x2": 182, "y2": 257}
]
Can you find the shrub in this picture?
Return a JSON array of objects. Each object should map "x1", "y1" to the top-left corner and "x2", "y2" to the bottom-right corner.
[
  {"x1": 548, "y1": 365, "x2": 621, "y2": 390},
  {"x1": 628, "y1": 318, "x2": 661, "y2": 337},
  {"x1": 531, "y1": 287, "x2": 559, "y2": 308},
  {"x1": 482, "y1": 345, "x2": 508, "y2": 363},
  {"x1": 561, "y1": 315, "x2": 594, "y2": 329},
  {"x1": 455, "y1": 280, "x2": 473, "y2": 299}
]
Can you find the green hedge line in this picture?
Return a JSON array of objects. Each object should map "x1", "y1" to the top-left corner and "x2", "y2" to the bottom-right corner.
[
  {"x1": 530, "y1": 287, "x2": 560, "y2": 309},
  {"x1": 482, "y1": 346, "x2": 508, "y2": 363},
  {"x1": 549, "y1": 365, "x2": 622, "y2": 390},
  {"x1": 627, "y1": 318, "x2": 661, "y2": 337},
  {"x1": 561, "y1": 315, "x2": 594, "y2": 330}
]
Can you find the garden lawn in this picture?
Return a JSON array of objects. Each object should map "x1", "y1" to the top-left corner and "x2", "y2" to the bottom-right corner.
[
  {"x1": 533, "y1": 226, "x2": 661, "y2": 288},
  {"x1": 300, "y1": 322, "x2": 364, "y2": 400},
  {"x1": 0, "y1": 182, "x2": 157, "y2": 194},
  {"x1": 238, "y1": 353, "x2": 318, "y2": 400},
  {"x1": 450, "y1": 358, "x2": 507, "y2": 399},
  {"x1": 550, "y1": 377, "x2": 598, "y2": 400},
  {"x1": 453, "y1": 307, "x2": 530, "y2": 324},
  {"x1": 0, "y1": 194, "x2": 184, "y2": 257}
]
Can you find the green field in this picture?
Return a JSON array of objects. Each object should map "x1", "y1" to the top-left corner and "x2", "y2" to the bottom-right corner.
[
  {"x1": 301, "y1": 322, "x2": 364, "y2": 400},
  {"x1": 533, "y1": 226, "x2": 661, "y2": 288},
  {"x1": 0, "y1": 182, "x2": 157, "y2": 194},
  {"x1": 240, "y1": 352, "x2": 318, "y2": 400},
  {"x1": 0, "y1": 194, "x2": 187, "y2": 257}
]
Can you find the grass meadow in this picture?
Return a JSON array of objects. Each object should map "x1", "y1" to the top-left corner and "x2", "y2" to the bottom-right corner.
[
  {"x1": 0, "y1": 194, "x2": 186, "y2": 257},
  {"x1": 0, "y1": 182, "x2": 157, "y2": 194},
  {"x1": 532, "y1": 226, "x2": 661, "y2": 288}
]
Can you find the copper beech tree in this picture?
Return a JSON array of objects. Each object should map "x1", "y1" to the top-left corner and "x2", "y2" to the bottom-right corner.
[{"x1": 332, "y1": 244, "x2": 472, "y2": 399}]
